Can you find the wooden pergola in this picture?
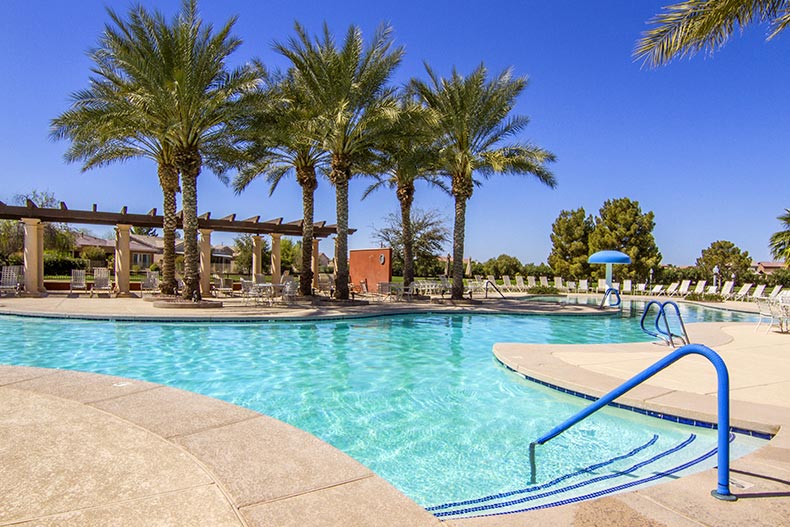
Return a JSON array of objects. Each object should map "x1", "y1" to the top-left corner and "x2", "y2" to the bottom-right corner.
[{"x1": 0, "y1": 200, "x2": 352, "y2": 296}]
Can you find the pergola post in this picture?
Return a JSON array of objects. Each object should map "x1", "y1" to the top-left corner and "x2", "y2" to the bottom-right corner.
[
  {"x1": 312, "y1": 238, "x2": 320, "y2": 290},
  {"x1": 21, "y1": 218, "x2": 44, "y2": 296},
  {"x1": 115, "y1": 224, "x2": 133, "y2": 297},
  {"x1": 271, "y1": 233, "x2": 282, "y2": 284},
  {"x1": 251, "y1": 235, "x2": 263, "y2": 278},
  {"x1": 199, "y1": 229, "x2": 212, "y2": 296}
]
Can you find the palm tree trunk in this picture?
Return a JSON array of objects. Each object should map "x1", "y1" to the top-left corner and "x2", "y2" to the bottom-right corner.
[
  {"x1": 451, "y1": 195, "x2": 467, "y2": 300},
  {"x1": 158, "y1": 163, "x2": 179, "y2": 295},
  {"x1": 398, "y1": 182, "x2": 415, "y2": 287},
  {"x1": 298, "y1": 166, "x2": 317, "y2": 296},
  {"x1": 334, "y1": 174, "x2": 350, "y2": 300},
  {"x1": 177, "y1": 149, "x2": 202, "y2": 300}
]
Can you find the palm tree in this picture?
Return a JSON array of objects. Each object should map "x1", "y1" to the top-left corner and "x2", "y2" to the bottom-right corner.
[
  {"x1": 232, "y1": 72, "x2": 329, "y2": 296},
  {"x1": 273, "y1": 22, "x2": 404, "y2": 300},
  {"x1": 362, "y1": 97, "x2": 447, "y2": 287},
  {"x1": 150, "y1": 0, "x2": 259, "y2": 299},
  {"x1": 770, "y1": 209, "x2": 790, "y2": 263},
  {"x1": 51, "y1": 9, "x2": 183, "y2": 295},
  {"x1": 410, "y1": 64, "x2": 557, "y2": 300},
  {"x1": 635, "y1": 0, "x2": 790, "y2": 67}
]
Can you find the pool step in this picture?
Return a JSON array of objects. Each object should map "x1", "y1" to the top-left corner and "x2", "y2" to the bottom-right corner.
[{"x1": 428, "y1": 433, "x2": 725, "y2": 519}]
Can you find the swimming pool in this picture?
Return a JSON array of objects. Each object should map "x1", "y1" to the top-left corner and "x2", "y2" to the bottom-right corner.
[{"x1": 0, "y1": 301, "x2": 763, "y2": 515}]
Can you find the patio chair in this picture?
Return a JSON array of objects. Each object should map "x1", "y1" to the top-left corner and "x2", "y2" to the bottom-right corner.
[
  {"x1": 649, "y1": 284, "x2": 665, "y2": 295},
  {"x1": 659, "y1": 282, "x2": 679, "y2": 296},
  {"x1": 732, "y1": 283, "x2": 753, "y2": 301},
  {"x1": 755, "y1": 298, "x2": 779, "y2": 333},
  {"x1": 502, "y1": 275, "x2": 515, "y2": 292},
  {"x1": 566, "y1": 280, "x2": 577, "y2": 292},
  {"x1": 540, "y1": 276, "x2": 549, "y2": 288},
  {"x1": 240, "y1": 278, "x2": 263, "y2": 306},
  {"x1": 211, "y1": 274, "x2": 234, "y2": 297},
  {"x1": 514, "y1": 276, "x2": 527, "y2": 292},
  {"x1": 621, "y1": 279, "x2": 632, "y2": 295},
  {"x1": 577, "y1": 279, "x2": 589, "y2": 293},
  {"x1": 719, "y1": 281, "x2": 734, "y2": 299},
  {"x1": 70, "y1": 269, "x2": 88, "y2": 295},
  {"x1": 90, "y1": 267, "x2": 113, "y2": 297},
  {"x1": 0, "y1": 266, "x2": 22, "y2": 296},
  {"x1": 141, "y1": 270, "x2": 160, "y2": 297},
  {"x1": 674, "y1": 280, "x2": 691, "y2": 297},
  {"x1": 635, "y1": 283, "x2": 647, "y2": 295},
  {"x1": 705, "y1": 284, "x2": 718, "y2": 295},
  {"x1": 691, "y1": 280, "x2": 707, "y2": 296},
  {"x1": 254, "y1": 273, "x2": 266, "y2": 285},
  {"x1": 527, "y1": 276, "x2": 537, "y2": 289},
  {"x1": 554, "y1": 276, "x2": 566, "y2": 291},
  {"x1": 767, "y1": 285, "x2": 783, "y2": 299},
  {"x1": 749, "y1": 284, "x2": 766, "y2": 301},
  {"x1": 596, "y1": 278, "x2": 607, "y2": 293}
]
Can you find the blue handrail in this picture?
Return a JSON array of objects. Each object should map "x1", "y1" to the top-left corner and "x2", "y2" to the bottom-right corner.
[
  {"x1": 640, "y1": 300, "x2": 689, "y2": 346},
  {"x1": 599, "y1": 287, "x2": 621, "y2": 308},
  {"x1": 528, "y1": 344, "x2": 736, "y2": 501}
]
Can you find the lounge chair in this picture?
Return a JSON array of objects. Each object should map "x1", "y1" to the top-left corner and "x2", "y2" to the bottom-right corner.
[
  {"x1": 673, "y1": 280, "x2": 691, "y2": 297},
  {"x1": 649, "y1": 284, "x2": 665, "y2": 296},
  {"x1": 635, "y1": 283, "x2": 646, "y2": 295},
  {"x1": 749, "y1": 284, "x2": 766, "y2": 301},
  {"x1": 515, "y1": 276, "x2": 527, "y2": 292},
  {"x1": 768, "y1": 285, "x2": 783, "y2": 300},
  {"x1": 211, "y1": 274, "x2": 234, "y2": 297},
  {"x1": 70, "y1": 269, "x2": 88, "y2": 295},
  {"x1": 540, "y1": 276, "x2": 549, "y2": 288},
  {"x1": 553, "y1": 276, "x2": 566, "y2": 291},
  {"x1": 691, "y1": 280, "x2": 707, "y2": 296},
  {"x1": 705, "y1": 284, "x2": 718, "y2": 295},
  {"x1": 719, "y1": 281, "x2": 734, "y2": 299},
  {"x1": 527, "y1": 276, "x2": 537, "y2": 289},
  {"x1": 578, "y1": 279, "x2": 589, "y2": 294},
  {"x1": 733, "y1": 283, "x2": 753, "y2": 301},
  {"x1": 596, "y1": 278, "x2": 607, "y2": 293},
  {"x1": 755, "y1": 298, "x2": 779, "y2": 333},
  {"x1": 141, "y1": 270, "x2": 160, "y2": 296},
  {"x1": 621, "y1": 279, "x2": 632, "y2": 295},
  {"x1": 91, "y1": 267, "x2": 113, "y2": 297},
  {"x1": 0, "y1": 266, "x2": 22, "y2": 296},
  {"x1": 566, "y1": 280, "x2": 576, "y2": 292},
  {"x1": 659, "y1": 282, "x2": 679, "y2": 296},
  {"x1": 502, "y1": 275, "x2": 515, "y2": 292}
]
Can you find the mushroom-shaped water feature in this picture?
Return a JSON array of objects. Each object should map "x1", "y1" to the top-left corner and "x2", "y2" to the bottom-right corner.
[{"x1": 588, "y1": 250, "x2": 631, "y2": 292}]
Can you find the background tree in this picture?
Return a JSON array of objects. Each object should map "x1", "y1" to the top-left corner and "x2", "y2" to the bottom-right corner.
[
  {"x1": 411, "y1": 64, "x2": 556, "y2": 299},
  {"x1": 481, "y1": 254, "x2": 523, "y2": 278},
  {"x1": 131, "y1": 226, "x2": 158, "y2": 236},
  {"x1": 7, "y1": 191, "x2": 75, "y2": 256},
  {"x1": 635, "y1": 0, "x2": 790, "y2": 67},
  {"x1": 769, "y1": 209, "x2": 790, "y2": 263},
  {"x1": 275, "y1": 22, "x2": 404, "y2": 300},
  {"x1": 372, "y1": 208, "x2": 450, "y2": 277},
  {"x1": 696, "y1": 240, "x2": 755, "y2": 283},
  {"x1": 233, "y1": 234, "x2": 270, "y2": 276},
  {"x1": 548, "y1": 208, "x2": 593, "y2": 279},
  {"x1": 280, "y1": 238, "x2": 301, "y2": 274},
  {"x1": 588, "y1": 197, "x2": 662, "y2": 280},
  {"x1": 522, "y1": 262, "x2": 553, "y2": 277}
]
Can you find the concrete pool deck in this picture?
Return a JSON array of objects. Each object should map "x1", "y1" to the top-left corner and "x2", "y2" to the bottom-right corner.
[{"x1": 0, "y1": 294, "x2": 788, "y2": 526}]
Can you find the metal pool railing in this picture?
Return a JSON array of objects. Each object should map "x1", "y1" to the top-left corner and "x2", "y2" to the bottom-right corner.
[
  {"x1": 528, "y1": 344, "x2": 737, "y2": 501},
  {"x1": 640, "y1": 300, "x2": 690, "y2": 346}
]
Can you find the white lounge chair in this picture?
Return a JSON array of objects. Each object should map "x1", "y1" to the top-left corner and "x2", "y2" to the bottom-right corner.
[
  {"x1": 649, "y1": 284, "x2": 665, "y2": 296},
  {"x1": 91, "y1": 267, "x2": 113, "y2": 297},
  {"x1": 553, "y1": 276, "x2": 566, "y2": 291},
  {"x1": 621, "y1": 279, "x2": 632, "y2": 295},
  {"x1": 578, "y1": 279, "x2": 589, "y2": 293},
  {"x1": 635, "y1": 283, "x2": 647, "y2": 295},
  {"x1": 749, "y1": 284, "x2": 766, "y2": 301},
  {"x1": 732, "y1": 283, "x2": 753, "y2": 301},
  {"x1": 691, "y1": 280, "x2": 707, "y2": 296},
  {"x1": 660, "y1": 282, "x2": 679, "y2": 296},
  {"x1": 70, "y1": 269, "x2": 88, "y2": 295},
  {"x1": 768, "y1": 285, "x2": 783, "y2": 300},
  {"x1": 515, "y1": 275, "x2": 527, "y2": 292},
  {"x1": 502, "y1": 275, "x2": 515, "y2": 292},
  {"x1": 674, "y1": 280, "x2": 691, "y2": 297},
  {"x1": 0, "y1": 266, "x2": 22, "y2": 296},
  {"x1": 706, "y1": 284, "x2": 718, "y2": 295},
  {"x1": 527, "y1": 276, "x2": 537, "y2": 289},
  {"x1": 566, "y1": 280, "x2": 577, "y2": 292},
  {"x1": 540, "y1": 276, "x2": 549, "y2": 288},
  {"x1": 719, "y1": 281, "x2": 734, "y2": 299}
]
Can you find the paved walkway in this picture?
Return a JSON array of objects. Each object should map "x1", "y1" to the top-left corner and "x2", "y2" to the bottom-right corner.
[{"x1": 0, "y1": 294, "x2": 788, "y2": 526}]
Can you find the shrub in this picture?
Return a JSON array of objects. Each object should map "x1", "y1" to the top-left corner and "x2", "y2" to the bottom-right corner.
[
  {"x1": 43, "y1": 253, "x2": 86, "y2": 275},
  {"x1": 80, "y1": 246, "x2": 108, "y2": 262},
  {"x1": 149, "y1": 262, "x2": 160, "y2": 272},
  {"x1": 526, "y1": 285, "x2": 560, "y2": 295},
  {"x1": 684, "y1": 292, "x2": 723, "y2": 303}
]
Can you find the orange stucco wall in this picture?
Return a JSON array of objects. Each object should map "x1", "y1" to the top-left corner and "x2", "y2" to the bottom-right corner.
[{"x1": 349, "y1": 248, "x2": 392, "y2": 292}]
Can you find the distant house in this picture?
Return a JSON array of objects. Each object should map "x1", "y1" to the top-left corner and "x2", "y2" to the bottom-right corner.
[
  {"x1": 756, "y1": 261, "x2": 786, "y2": 275},
  {"x1": 74, "y1": 233, "x2": 159, "y2": 268}
]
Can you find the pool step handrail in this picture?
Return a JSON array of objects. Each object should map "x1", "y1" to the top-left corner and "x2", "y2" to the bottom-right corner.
[
  {"x1": 640, "y1": 300, "x2": 689, "y2": 346},
  {"x1": 483, "y1": 279, "x2": 506, "y2": 299},
  {"x1": 599, "y1": 287, "x2": 621, "y2": 309},
  {"x1": 527, "y1": 344, "x2": 735, "y2": 501}
]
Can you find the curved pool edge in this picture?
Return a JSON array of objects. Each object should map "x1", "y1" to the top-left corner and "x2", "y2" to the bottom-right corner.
[
  {"x1": 0, "y1": 365, "x2": 441, "y2": 527},
  {"x1": 473, "y1": 322, "x2": 790, "y2": 527}
]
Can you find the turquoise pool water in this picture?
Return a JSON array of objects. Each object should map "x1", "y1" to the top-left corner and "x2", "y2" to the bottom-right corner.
[{"x1": 0, "y1": 301, "x2": 762, "y2": 510}]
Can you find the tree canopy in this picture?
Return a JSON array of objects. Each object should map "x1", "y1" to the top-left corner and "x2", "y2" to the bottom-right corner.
[
  {"x1": 696, "y1": 240, "x2": 754, "y2": 282},
  {"x1": 588, "y1": 197, "x2": 662, "y2": 280},
  {"x1": 769, "y1": 209, "x2": 790, "y2": 263},
  {"x1": 548, "y1": 208, "x2": 594, "y2": 279}
]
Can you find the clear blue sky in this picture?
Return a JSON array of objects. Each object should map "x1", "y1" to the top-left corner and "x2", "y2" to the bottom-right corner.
[{"x1": 1, "y1": 1, "x2": 788, "y2": 265}]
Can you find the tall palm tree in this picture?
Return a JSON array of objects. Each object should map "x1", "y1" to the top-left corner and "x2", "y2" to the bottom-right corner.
[
  {"x1": 362, "y1": 97, "x2": 447, "y2": 287},
  {"x1": 770, "y1": 209, "x2": 790, "y2": 263},
  {"x1": 148, "y1": 0, "x2": 259, "y2": 299},
  {"x1": 410, "y1": 64, "x2": 557, "y2": 300},
  {"x1": 51, "y1": 9, "x2": 183, "y2": 295},
  {"x1": 635, "y1": 0, "x2": 790, "y2": 67},
  {"x1": 232, "y1": 72, "x2": 329, "y2": 296},
  {"x1": 274, "y1": 22, "x2": 404, "y2": 300}
]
